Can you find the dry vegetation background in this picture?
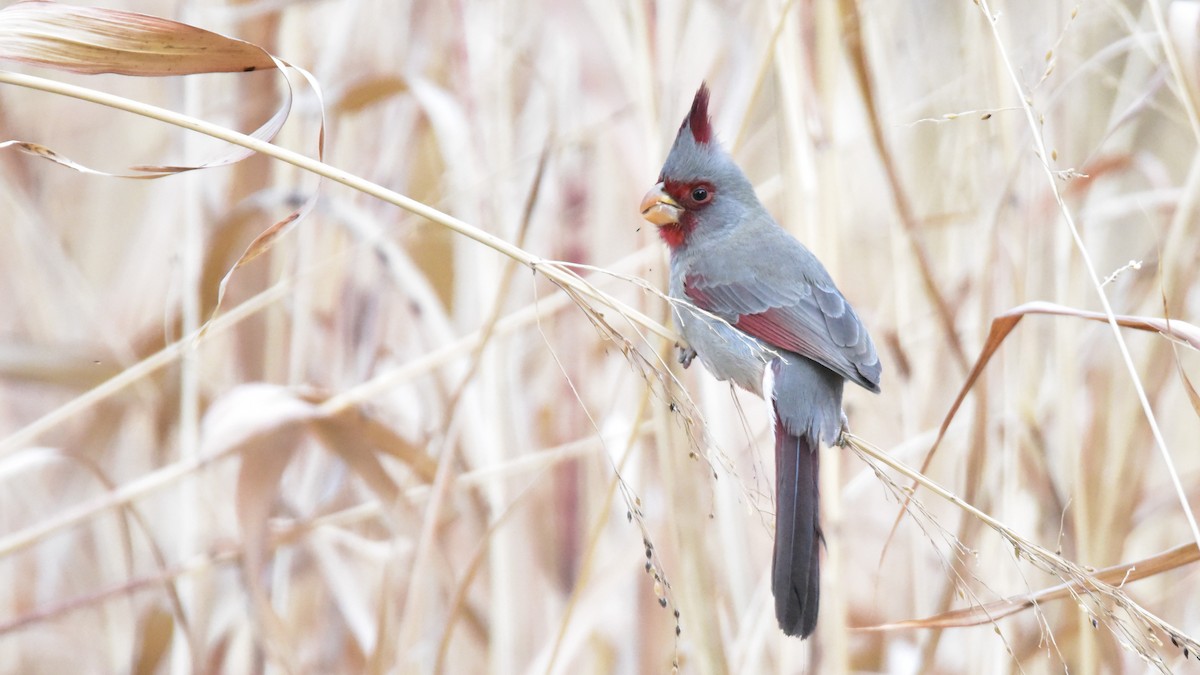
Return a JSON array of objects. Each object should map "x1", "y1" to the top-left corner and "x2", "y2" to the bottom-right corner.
[{"x1": 1, "y1": 0, "x2": 1200, "y2": 673}]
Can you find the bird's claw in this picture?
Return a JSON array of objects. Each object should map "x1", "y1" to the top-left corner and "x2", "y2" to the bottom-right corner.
[{"x1": 677, "y1": 344, "x2": 697, "y2": 368}]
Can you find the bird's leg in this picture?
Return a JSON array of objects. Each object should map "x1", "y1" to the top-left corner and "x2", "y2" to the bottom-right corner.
[
  {"x1": 835, "y1": 410, "x2": 850, "y2": 447},
  {"x1": 677, "y1": 342, "x2": 697, "y2": 368}
]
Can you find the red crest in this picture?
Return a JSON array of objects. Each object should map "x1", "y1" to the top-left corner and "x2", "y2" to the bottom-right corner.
[{"x1": 685, "y1": 83, "x2": 713, "y2": 144}]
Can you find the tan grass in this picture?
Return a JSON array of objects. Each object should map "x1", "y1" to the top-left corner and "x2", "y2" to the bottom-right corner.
[{"x1": 1, "y1": 1, "x2": 1199, "y2": 673}]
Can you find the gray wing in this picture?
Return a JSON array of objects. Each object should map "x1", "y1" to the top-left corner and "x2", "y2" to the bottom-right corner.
[{"x1": 683, "y1": 246, "x2": 881, "y2": 393}]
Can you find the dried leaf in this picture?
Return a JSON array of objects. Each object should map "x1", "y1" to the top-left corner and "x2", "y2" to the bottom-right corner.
[
  {"x1": 203, "y1": 384, "x2": 316, "y2": 673},
  {"x1": 1014, "y1": 300, "x2": 1200, "y2": 350},
  {"x1": 312, "y1": 412, "x2": 402, "y2": 506},
  {"x1": 0, "y1": 1, "x2": 332, "y2": 326},
  {"x1": 0, "y1": 138, "x2": 155, "y2": 178},
  {"x1": 1175, "y1": 357, "x2": 1200, "y2": 418},
  {"x1": 349, "y1": 410, "x2": 438, "y2": 484},
  {"x1": 336, "y1": 75, "x2": 408, "y2": 115},
  {"x1": 131, "y1": 607, "x2": 174, "y2": 675},
  {"x1": 206, "y1": 66, "x2": 327, "y2": 325},
  {"x1": 0, "y1": 1, "x2": 276, "y2": 75},
  {"x1": 859, "y1": 542, "x2": 1199, "y2": 632},
  {"x1": 882, "y1": 301, "x2": 1200, "y2": 560},
  {"x1": 0, "y1": 1, "x2": 298, "y2": 178}
]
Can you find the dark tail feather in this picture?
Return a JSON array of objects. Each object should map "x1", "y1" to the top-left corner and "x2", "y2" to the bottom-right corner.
[{"x1": 772, "y1": 409, "x2": 822, "y2": 638}]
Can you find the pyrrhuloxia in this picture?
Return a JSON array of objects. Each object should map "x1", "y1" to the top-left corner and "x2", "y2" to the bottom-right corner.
[{"x1": 640, "y1": 83, "x2": 881, "y2": 639}]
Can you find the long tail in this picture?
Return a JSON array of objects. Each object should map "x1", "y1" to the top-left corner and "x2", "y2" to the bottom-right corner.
[
  {"x1": 772, "y1": 409, "x2": 822, "y2": 638},
  {"x1": 770, "y1": 355, "x2": 843, "y2": 639}
]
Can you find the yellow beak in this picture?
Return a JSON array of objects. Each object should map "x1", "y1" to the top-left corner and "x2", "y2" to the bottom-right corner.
[{"x1": 639, "y1": 182, "x2": 682, "y2": 226}]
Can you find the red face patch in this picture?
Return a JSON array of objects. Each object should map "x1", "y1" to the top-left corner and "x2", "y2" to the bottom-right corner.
[
  {"x1": 654, "y1": 179, "x2": 716, "y2": 248},
  {"x1": 662, "y1": 179, "x2": 716, "y2": 210}
]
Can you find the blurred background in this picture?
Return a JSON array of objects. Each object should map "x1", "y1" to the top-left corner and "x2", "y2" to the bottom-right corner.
[{"x1": 1, "y1": 0, "x2": 1199, "y2": 672}]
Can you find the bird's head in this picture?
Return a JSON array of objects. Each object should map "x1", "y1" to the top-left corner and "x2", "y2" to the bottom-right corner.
[{"x1": 640, "y1": 83, "x2": 758, "y2": 249}]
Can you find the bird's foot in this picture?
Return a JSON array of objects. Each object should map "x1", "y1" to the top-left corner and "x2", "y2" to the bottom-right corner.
[
  {"x1": 677, "y1": 343, "x2": 697, "y2": 368},
  {"x1": 835, "y1": 410, "x2": 850, "y2": 447}
]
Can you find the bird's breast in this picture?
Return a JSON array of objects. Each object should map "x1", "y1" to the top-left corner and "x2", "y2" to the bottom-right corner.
[{"x1": 672, "y1": 300, "x2": 773, "y2": 396}]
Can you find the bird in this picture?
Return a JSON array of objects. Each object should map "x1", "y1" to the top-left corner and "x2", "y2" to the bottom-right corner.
[{"x1": 639, "y1": 83, "x2": 881, "y2": 638}]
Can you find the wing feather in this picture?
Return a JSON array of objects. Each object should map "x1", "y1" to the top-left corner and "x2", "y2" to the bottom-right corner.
[{"x1": 685, "y1": 272, "x2": 881, "y2": 392}]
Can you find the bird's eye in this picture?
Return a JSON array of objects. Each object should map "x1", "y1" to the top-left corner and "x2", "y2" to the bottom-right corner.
[{"x1": 691, "y1": 187, "x2": 711, "y2": 203}]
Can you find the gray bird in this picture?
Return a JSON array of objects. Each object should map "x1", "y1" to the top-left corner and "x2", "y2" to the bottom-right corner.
[{"x1": 640, "y1": 83, "x2": 881, "y2": 638}]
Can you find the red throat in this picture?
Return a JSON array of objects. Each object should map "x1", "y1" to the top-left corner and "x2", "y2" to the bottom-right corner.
[
  {"x1": 656, "y1": 219, "x2": 694, "y2": 248},
  {"x1": 662, "y1": 207, "x2": 700, "y2": 247}
]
